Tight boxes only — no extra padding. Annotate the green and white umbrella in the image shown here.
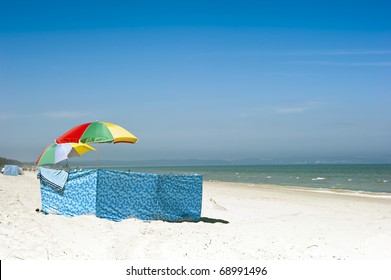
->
[36,142,95,166]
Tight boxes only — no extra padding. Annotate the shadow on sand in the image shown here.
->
[199,217,229,224]
[169,217,229,224]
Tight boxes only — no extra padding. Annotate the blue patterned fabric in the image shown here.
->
[156,174,203,221]
[40,170,97,216]
[39,169,203,222]
[96,170,160,221]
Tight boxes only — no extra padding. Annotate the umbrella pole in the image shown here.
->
[96,144,99,168]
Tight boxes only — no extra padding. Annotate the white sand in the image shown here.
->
[1,171,391,260]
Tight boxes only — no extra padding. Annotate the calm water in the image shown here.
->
[105,164,391,194]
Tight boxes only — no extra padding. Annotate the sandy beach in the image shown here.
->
[1,171,391,260]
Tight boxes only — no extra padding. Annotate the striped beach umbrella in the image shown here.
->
[36,143,95,166]
[56,121,138,144]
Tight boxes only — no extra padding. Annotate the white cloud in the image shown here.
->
[284,61,391,66]
[1,111,92,121]
[275,49,391,67]
[214,49,391,58]
[276,102,322,114]
[279,50,391,56]
[42,111,91,119]
[238,102,323,117]
[0,113,19,120]
[276,107,309,114]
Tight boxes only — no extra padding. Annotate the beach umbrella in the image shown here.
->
[36,143,95,166]
[55,121,138,166]
[56,121,138,144]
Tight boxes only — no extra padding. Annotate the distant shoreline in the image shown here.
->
[29,164,391,195]
[205,180,391,199]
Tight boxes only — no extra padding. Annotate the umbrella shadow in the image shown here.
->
[167,217,229,224]
[199,217,229,224]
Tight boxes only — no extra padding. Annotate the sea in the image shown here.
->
[104,164,391,194]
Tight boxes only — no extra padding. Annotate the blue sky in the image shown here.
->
[1,0,390,163]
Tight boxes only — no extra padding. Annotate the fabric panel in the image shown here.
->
[39,169,202,222]
[96,170,160,221]
[40,170,97,216]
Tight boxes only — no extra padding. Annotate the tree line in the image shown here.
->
[0,156,24,167]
